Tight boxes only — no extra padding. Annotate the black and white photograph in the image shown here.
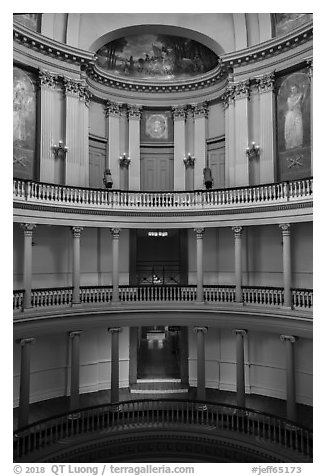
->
[11,7,314,469]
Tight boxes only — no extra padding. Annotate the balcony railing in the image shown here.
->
[13,177,313,212]
[13,399,313,462]
[13,285,313,311]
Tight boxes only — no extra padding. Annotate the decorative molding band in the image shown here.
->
[221,21,313,69]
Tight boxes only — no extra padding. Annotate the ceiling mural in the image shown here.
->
[273,13,312,36]
[95,34,219,81]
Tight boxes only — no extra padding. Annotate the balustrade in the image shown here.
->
[13,285,312,310]
[13,399,312,462]
[13,178,312,211]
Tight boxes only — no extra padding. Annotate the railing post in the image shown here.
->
[280,335,297,422]
[17,337,35,428]
[21,224,37,310]
[71,227,83,305]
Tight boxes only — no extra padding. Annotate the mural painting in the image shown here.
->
[276,70,311,181]
[14,13,41,32]
[141,111,173,143]
[13,67,37,180]
[273,13,312,36]
[95,34,219,81]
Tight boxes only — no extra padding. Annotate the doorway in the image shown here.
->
[140,146,174,191]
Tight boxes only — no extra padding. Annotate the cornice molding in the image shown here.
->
[221,21,313,70]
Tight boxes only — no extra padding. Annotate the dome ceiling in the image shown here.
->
[95,33,219,81]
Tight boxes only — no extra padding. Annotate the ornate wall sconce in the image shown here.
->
[246,141,260,160]
[183,153,195,168]
[119,153,131,169]
[52,140,68,160]
[103,169,113,189]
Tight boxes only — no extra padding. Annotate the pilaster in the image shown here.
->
[194,228,205,303]
[111,228,120,303]
[21,223,36,310]
[193,327,207,401]
[71,226,83,305]
[192,102,208,189]
[280,335,297,421]
[18,337,35,428]
[105,101,122,189]
[128,105,142,190]
[279,224,292,308]
[233,80,250,186]
[232,225,243,303]
[172,105,187,190]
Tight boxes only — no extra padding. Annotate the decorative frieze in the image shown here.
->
[192,102,209,119]
[105,101,121,118]
[128,105,142,120]
[172,105,187,121]
[38,70,59,89]
[256,72,275,93]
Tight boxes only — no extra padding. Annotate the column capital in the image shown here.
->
[105,100,121,118]
[111,228,121,239]
[63,77,81,96]
[194,228,205,238]
[306,59,313,79]
[193,326,208,334]
[192,102,209,119]
[232,225,243,237]
[256,72,275,93]
[128,105,142,120]
[20,223,36,236]
[233,79,250,100]
[222,85,236,109]
[69,331,83,338]
[108,327,122,334]
[79,84,91,107]
[172,105,187,121]
[232,329,247,337]
[280,335,297,344]
[38,70,59,89]
[17,337,36,346]
[71,226,83,238]
[279,223,291,235]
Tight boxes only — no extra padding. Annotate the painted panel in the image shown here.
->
[141,111,173,143]
[273,13,312,36]
[13,67,37,180]
[14,13,41,32]
[95,34,219,81]
[276,69,311,181]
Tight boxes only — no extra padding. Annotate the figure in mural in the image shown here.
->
[284,84,305,150]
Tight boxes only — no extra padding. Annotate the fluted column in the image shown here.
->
[172,105,187,190]
[234,80,250,186]
[39,70,59,183]
[307,60,313,173]
[69,331,82,413]
[193,103,208,189]
[128,105,142,190]
[232,226,243,302]
[279,224,292,308]
[194,228,205,302]
[64,78,90,187]
[108,328,121,404]
[222,83,235,187]
[193,327,207,401]
[257,72,275,183]
[119,107,129,190]
[21,224,36,310]
[105,101,121,189]
[111,228,120,303]
[232,329,247,408]
[71,227,83,305]
[17,337,35,428]
[280,335,297,421]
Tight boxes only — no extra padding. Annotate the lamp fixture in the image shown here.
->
[103,169,113,189]
[119,153,131,169]
[246,141,260,160]
[52,140,68,160]
[183,153,195,168]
